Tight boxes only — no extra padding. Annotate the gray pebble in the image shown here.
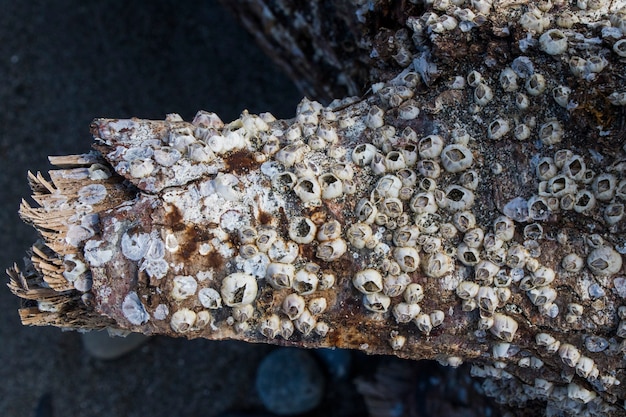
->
[256,348,325,415]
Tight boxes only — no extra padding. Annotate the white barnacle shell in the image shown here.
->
[538,120,563,146]
[473,83,493,106]
[430,310,445,327]
[421,252,453,278]
[418,135,444,159]
[373,175,403,199]
[539,29,568,55]
[308,297,327,315]
[293,269,319,295]
[457,243,480,266]
[232,304,254,323]
[355,199,378,224]
[552,85,571,108]
[592,173,617,201]
[363,292,391,313]
[475,260,500,284]
[198,288,222,309]
[347,222,374,249]
[414,313,433,335]
[416,159,441,179]
[394,247,420,272]
[567,383,596,404]
[294,177,322,205]
[318,173,343,200]
[352,144,378,166]
[467,70,482,87]
[220,272,258,306]
[193,310,212,330]
[487,118,510,140]
[536,157,557,181]
[614,39,626,58]
[271,172,297,192]
[441,144,473,173]
[266,262,296,290]
[525,73,546,96]
[393,302,421,323]
[409,192,438,214]
[605,203,625,225]
[214,173,241,201]
[531,266,555,286]
[282,293,306,320]
[316,220,341,242]
[121,232,150,261]
[442,185,474,211]
[256,228,278,252]
[587,246,623,276]
[456,281,479,300]
[398,100,420,120]
[171,275,198,301]
[353,269,383,294]
[527,286,557,306]
[559,343,581,367]
[122,291,149,325]
[129,158,154,178]
[383,273,411,297]
[404,283,424,304]
[490,313,518,342]
[477,286,498,313]
[365,105,385,129]
[499,67,519,92]
[170,308,196,333]
[463,228,484,248]
[288,216,317,244]
[260,314,281,339]
[562,253,584,272]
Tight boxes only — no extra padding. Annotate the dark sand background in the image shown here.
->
[0,1,341,416]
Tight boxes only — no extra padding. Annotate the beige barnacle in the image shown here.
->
[593,173,617,201]
[567,383,596,404]
[499,67,519,92]
[559,344,581,368]
[193,310,212,330]
[294,177,322,205]
[198,288,222,309]
[562,253,584,272]
[362,293,392,313]
[404,283,424,304]
[456,281,479,300]
[530,266,555,287]
[221,273,258,307]
[477,286,498,314]
[487,118,510,140]
[495,288,511,306]
[475,260,500,285]
[587,246,623,276]
[318,173,343,200]
[479,316,494,330]
[316,239,347,262]
[409,192,438,215]
[457,243,480,266]
[351,144,378,166]
[421,252,453,278]
[293,309,316,336]
[271,172,297,193]
[430,310,445,328]
[292,269,319,295]
[527,286,557,307]
[525,73,547,96]
[473,83,493,106]
[170,308,197,333]
[353,269,383,294]
[416,160,441,180]
[171,275,198,301]
[347,222,374,249]
[374,175,403,200]
[279,319,294,340]
[232,304,254,323]
[308,297,327,315]
[393,247,420,273]
[418,135,444,159]
[260,314,281,339]
[463,228,484,249]
[414,313,433,335]
[420,236,442,254]
[490,313,518,342]
[266,263,296,290]
[393,302,421,323]
[256,228,278,253]
[365,105,385,129]
[389,332,407,351]
[288,217,317,245]
[355,199,378,224]
[604,203,625,225]
[383,273,411,297]
[440,144,473,173]
[282,293,306,320]
[538,120,563,146]
[539,29,568,55]
[392,225,420,247]
[398,100,420,120]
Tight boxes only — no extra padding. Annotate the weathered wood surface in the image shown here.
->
[7,1,626,415]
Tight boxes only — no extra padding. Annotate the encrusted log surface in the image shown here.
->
[7,0,626,416]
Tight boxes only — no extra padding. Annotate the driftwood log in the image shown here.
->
[7,1,626,416]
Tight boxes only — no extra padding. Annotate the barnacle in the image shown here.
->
[8,2,626,415]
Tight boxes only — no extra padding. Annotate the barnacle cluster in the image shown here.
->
[7,0,626,415]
